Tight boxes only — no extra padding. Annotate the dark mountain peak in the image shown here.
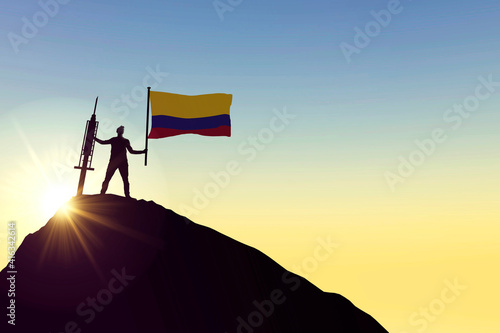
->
[2,195,387,332]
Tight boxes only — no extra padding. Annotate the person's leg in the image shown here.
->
[118,163,130,197]
[101,162,118,194]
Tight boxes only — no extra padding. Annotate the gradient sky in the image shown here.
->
[1,1,500,332]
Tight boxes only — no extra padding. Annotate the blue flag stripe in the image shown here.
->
[151,114,231,131]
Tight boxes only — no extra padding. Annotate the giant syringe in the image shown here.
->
[74,97,99,196]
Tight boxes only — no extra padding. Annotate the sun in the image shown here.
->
[41,185,75,219]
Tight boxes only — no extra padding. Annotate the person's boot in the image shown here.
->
[100,182,108,195]
[124,181,131,198]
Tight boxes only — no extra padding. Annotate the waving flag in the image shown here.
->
[148,91,232,138]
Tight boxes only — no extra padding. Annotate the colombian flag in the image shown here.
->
[148,91,232,138]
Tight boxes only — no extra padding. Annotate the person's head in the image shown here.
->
[116,126,124,135]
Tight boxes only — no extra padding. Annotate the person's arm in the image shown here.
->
[126,141,147,154]
[95,137,111,144]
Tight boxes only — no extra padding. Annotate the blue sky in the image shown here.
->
[1,0,500,230]
[1,0,500,209]
[2,0,500,120]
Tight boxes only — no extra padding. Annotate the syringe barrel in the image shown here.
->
[83,117,97,156]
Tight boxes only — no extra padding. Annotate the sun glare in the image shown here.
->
[41,185,74,219]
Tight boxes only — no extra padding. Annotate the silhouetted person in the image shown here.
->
[95,126,146,198]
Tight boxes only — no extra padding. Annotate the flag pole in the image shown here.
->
[145,86,151,166]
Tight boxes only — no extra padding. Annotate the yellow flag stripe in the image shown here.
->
[150,91,232,119]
